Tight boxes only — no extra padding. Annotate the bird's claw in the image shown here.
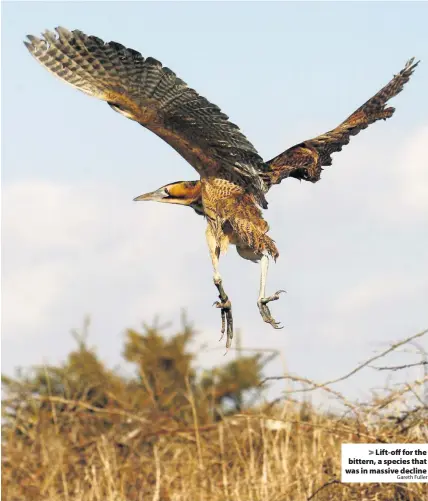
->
[257,290,286,329]
[214,299,233,348]
[214,300,231,310]
[213,279,234,349]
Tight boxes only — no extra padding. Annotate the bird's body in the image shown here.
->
[202,178,278,258]
[25,27,419,347]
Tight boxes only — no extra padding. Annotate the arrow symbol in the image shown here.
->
[369,450,374,455]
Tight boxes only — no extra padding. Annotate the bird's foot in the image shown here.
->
[213,278,233,349]
[257,290,286,329]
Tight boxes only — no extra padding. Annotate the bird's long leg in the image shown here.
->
[206,226,233,348]
[257,254,285,329]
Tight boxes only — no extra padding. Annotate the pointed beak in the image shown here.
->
[133,189,163,202]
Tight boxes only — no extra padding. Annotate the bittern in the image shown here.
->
[25,27,418,348]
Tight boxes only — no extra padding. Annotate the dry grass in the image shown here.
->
[2,330,427,501]
[3,400,427,501]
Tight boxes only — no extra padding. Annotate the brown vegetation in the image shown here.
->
[2,318,427,501]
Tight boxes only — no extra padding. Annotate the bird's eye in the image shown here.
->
[164,187,170,196]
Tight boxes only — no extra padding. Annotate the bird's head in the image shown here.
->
[133,180,204,216]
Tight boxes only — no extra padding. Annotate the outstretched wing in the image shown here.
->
[265,58,419,187]
[24,27,268,208]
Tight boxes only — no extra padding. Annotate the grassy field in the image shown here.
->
[2,325,427,501]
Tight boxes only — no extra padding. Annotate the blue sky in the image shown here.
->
[2,1,428,405]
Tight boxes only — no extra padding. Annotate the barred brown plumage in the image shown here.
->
[25,27,419,349]
[24,27,268,208]
[266,58,419,186]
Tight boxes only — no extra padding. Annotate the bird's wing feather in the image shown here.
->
[265,58,419,187]
[25,28,268,208]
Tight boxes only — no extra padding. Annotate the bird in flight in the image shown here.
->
[25,27,418,348]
